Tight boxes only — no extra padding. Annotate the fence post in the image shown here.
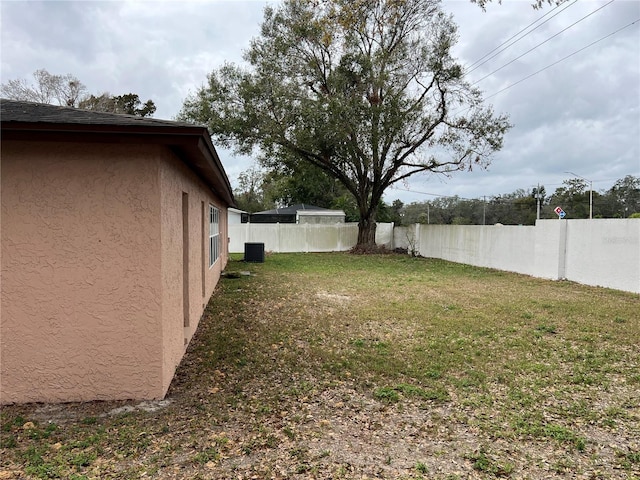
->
[276,223,281,253]
[557,219,568,280]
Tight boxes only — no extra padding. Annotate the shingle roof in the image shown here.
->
[1,99,235,207]
[0,99,195,128]
[254,204,331,215]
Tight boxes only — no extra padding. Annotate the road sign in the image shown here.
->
[554,206,566,218]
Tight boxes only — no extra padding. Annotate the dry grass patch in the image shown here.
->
[1,253,639,479]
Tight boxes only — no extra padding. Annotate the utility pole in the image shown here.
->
[536,183,541,220]
[482,196,486,225]
[565,171,593,219]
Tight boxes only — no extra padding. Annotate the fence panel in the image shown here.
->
[415,219,639,293]
[564,219,639,293]
[229,223,358,253]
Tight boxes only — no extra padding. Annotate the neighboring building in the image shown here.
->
[250,204,345,224]
[228,207,249,225]
[0,100,235,404]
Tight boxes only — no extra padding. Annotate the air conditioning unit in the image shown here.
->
[244,242,265,263]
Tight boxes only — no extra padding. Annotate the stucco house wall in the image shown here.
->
[158,152,229,392]
[1,141,164,402]
[0,99,234,404]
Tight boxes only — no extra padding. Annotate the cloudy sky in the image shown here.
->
[2,0,639,204]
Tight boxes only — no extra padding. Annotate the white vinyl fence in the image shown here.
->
[229,222,394,254]
[229,219,639,294]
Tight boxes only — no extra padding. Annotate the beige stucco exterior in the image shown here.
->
[1,138,228,403]
[158,149,228,392]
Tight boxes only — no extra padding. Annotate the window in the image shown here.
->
[209,205,219,267]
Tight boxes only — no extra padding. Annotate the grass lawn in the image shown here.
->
[1,252,639,479]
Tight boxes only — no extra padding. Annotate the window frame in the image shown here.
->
[209,204,220,268]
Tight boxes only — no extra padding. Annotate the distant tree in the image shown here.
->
[531,185,547,219]
[532,185,547,203]
[400,187,545,226]
[261,152,350,209]
[77,93,116,112]
[233,167,275,213]
[607,175,640,218]
[2,69,156,117]
[397,178,637,224]
[114,93,156,117]
[486,195,508,224]
[402,201,431,224]
[79,93,156,117]
[1,69,86,106]
[549,178,592,219]
[513,193,537,224]
[374,200,395,223]
[331,194,360,222]
[429,196,464,224]
[485,189,537,225]
[389,199,405,225]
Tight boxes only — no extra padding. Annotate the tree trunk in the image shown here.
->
[356,213,377,248]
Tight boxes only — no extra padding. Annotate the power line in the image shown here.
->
[391,186,476,200]
[393,187,535,203]
[471,0,616,86]
[484,17,640,101]
[391,174,635,202]
[465,0,578,75]
[391,187,542,203]
[449,5,637,117]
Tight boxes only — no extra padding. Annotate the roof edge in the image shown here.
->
[1,99,236,207]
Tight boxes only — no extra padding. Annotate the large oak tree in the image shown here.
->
[180,0,511,247]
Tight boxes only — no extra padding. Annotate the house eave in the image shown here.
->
[1,121,236,207]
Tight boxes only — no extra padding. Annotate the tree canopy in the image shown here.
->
[79,93,156,117]
[179,0,511,248]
